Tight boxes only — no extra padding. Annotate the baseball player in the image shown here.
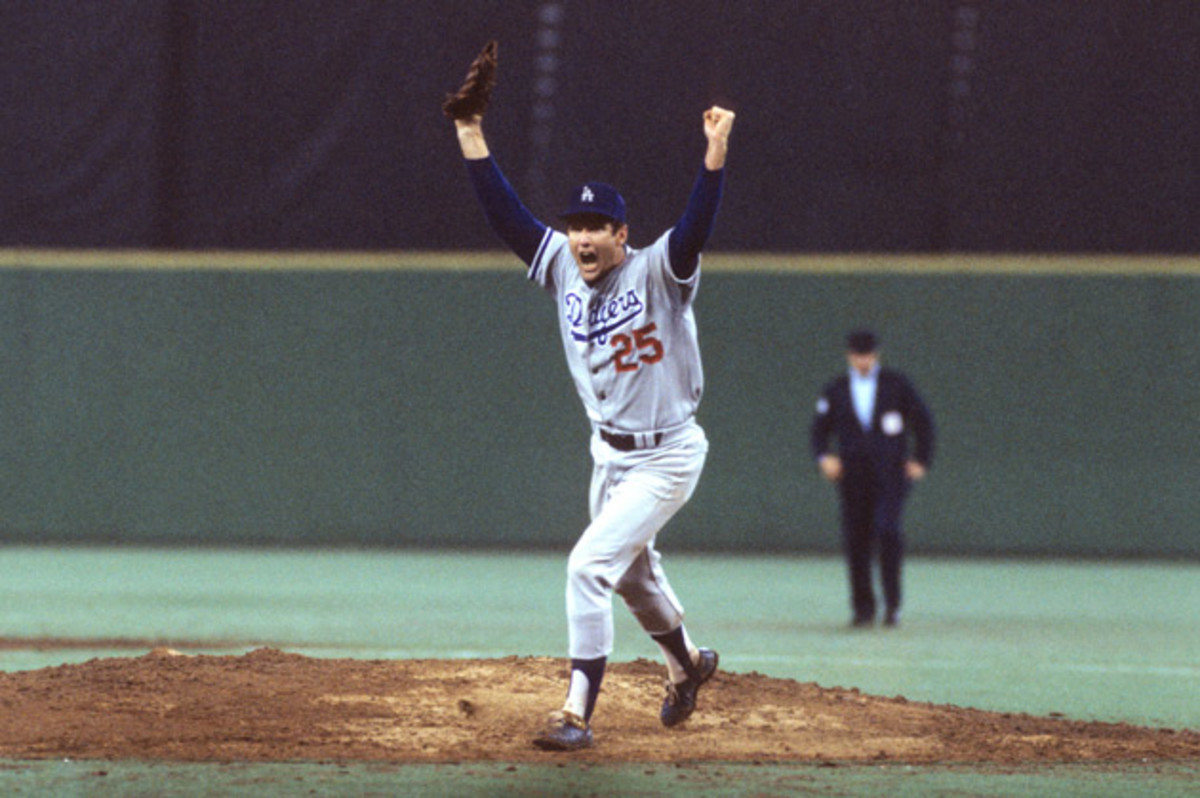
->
[444,43,735,751]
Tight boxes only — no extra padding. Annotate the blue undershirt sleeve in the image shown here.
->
[464,156,547,266]
[667,167,725,280]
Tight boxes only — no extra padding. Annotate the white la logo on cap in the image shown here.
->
[581,186,594,202]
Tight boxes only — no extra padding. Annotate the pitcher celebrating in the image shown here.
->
[444,43,735,751]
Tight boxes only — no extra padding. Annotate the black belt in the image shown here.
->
[600,429,663,452]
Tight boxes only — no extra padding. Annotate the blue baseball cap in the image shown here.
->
[559,182,626,225]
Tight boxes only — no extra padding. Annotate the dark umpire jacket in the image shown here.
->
[810,367,935,483]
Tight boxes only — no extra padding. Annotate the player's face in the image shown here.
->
[566,216,628,285]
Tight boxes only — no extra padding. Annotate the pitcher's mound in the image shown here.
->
[1,647,1197,763]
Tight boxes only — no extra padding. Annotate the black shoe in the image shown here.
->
[851,615,874,628]
[883,609,900,628]
[532,710,593,751]
[661,648,719,727]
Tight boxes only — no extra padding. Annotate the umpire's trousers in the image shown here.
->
[839,470,909,622]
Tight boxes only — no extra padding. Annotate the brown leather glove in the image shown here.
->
[442,40,498,120]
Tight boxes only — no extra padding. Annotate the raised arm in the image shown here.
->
[702,105,734,171]
[445,45,546,265]
[455,117,490,160]
[455,120,546,265]
[668,106,736,279]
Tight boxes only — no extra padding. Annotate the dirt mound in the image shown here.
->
[0,647,1196,764]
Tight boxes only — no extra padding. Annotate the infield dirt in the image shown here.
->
[1,647,1197,764]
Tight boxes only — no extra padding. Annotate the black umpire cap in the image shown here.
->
[846,329,879,354]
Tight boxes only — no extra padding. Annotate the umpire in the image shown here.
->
[810,329,935,628]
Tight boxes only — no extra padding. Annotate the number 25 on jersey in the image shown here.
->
[612,323,663,373]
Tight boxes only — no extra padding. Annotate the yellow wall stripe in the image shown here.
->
[1,249,1197,276]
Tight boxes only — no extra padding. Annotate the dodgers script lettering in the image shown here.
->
[565,289,645,344]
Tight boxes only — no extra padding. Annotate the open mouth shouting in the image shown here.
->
[565,215,627,284]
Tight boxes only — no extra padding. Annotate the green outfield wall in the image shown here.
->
[0,252,1196,558]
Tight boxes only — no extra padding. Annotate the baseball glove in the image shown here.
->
[442,40,498,120]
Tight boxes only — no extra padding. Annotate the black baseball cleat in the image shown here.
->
[660,648,719,727]
[532,710,594,751]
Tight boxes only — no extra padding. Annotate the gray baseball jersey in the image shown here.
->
[529,228,703,436]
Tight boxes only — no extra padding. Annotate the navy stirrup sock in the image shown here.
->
[570,656,607,721]
[651,627,699,682]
